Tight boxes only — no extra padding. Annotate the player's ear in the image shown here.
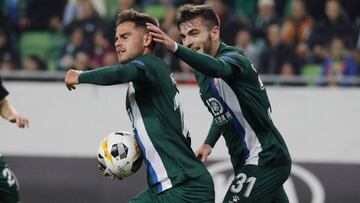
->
[211,26,220,41]
[144,33,152,47]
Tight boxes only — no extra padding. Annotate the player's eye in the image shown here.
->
[119,34,130,40]
[189,30,199,36]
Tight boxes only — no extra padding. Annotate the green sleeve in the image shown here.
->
[0,78,9,101]
[204,119,222,147]
[174,44,234,78]
[78,63,145,85]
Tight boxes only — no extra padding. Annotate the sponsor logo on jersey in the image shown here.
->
[206,97,233,125]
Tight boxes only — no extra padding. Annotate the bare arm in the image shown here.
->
[0,98,29,128]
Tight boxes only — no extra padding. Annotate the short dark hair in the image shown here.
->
[176,4,219,30]
[116,9,159,30]
[116,9,159,49]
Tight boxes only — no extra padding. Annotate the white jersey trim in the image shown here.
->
[127,83,172,192]
[215,78,263,165]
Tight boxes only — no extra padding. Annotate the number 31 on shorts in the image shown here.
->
[2,168,16,187]
[230,173,256,198]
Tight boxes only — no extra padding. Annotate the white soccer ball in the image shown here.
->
[98,131,143,179]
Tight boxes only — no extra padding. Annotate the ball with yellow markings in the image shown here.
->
[98,131,143,179]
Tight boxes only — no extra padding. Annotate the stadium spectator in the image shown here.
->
[142,0,191,7]
[160,7,177,31]
[0,0,18,33]
[63,0,106,26]
[260,24,296,75]
[0,0,359,79]
[309,0,353,52]
[320,37,358,86]
[0,29,20,70]
[252,0,281,44]
[104,0,139,46]
[234,0,258,19]
[281,0,313,46]
[17,0,67,31]
[235,29,260,69]
[74,51,92,70]
[281,0,313,72]
[102,52,117,66]
[90,30,114,67]
[57,27,89,70]
[208,0,249,45]
[23,54,47,71]
[64,0,105,50]
[0,54,16,71]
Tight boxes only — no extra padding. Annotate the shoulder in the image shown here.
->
[218,45,252,69]
[131,55,163,66]
[130,55,169,79]
[130,55,167,70]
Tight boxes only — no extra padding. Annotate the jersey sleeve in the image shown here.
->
[79,63,146,85]
[0,78,9,101]
[218,52,246,72]
[204,119,222,147]
[174,44,234,78]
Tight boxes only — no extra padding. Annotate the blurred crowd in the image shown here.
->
[1,0,360,84]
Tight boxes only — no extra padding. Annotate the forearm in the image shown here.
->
[174,44,233,77]
[204,119,222,147]
[0,99,17,120]
[79,64,144,85]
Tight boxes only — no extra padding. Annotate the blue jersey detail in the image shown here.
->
[133,128,162,192]
[219,55,237,64]
[209,79,250,162]
[131,60,145,67]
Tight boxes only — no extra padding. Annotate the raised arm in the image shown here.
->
[174,44,233,78]
[146,23,234,78]
[65,63,145,90]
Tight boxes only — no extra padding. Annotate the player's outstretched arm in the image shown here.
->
[146,23,233,78]
[196,119,221,162]
[64,64,145,90]
[0,98,29,128]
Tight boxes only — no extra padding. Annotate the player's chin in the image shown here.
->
[118,56,130,64]
[196,49,204,53]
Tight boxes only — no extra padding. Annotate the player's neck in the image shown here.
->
[210,41,221,57]
[143,47,153,55]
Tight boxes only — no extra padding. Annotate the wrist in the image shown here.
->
[172,42,178,53]
[78,71,83,83]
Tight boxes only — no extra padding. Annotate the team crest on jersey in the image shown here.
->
[206,98,223,116]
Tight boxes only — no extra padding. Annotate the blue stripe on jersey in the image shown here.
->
[219,55,237,64]
[131,60,145,67]
[133,128,160,190]
[209,79,250,162]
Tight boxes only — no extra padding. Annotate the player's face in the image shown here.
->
[179,17,214,55]
[114,22,147,64]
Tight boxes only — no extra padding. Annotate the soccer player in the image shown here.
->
[64,9,215,203]
[147,4,292,203]
[0,75,29,203]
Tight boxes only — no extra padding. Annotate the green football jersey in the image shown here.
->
[0,76,9,168]
[0,76,9,101]
[195,43,291,170]
[125,55,208,193]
